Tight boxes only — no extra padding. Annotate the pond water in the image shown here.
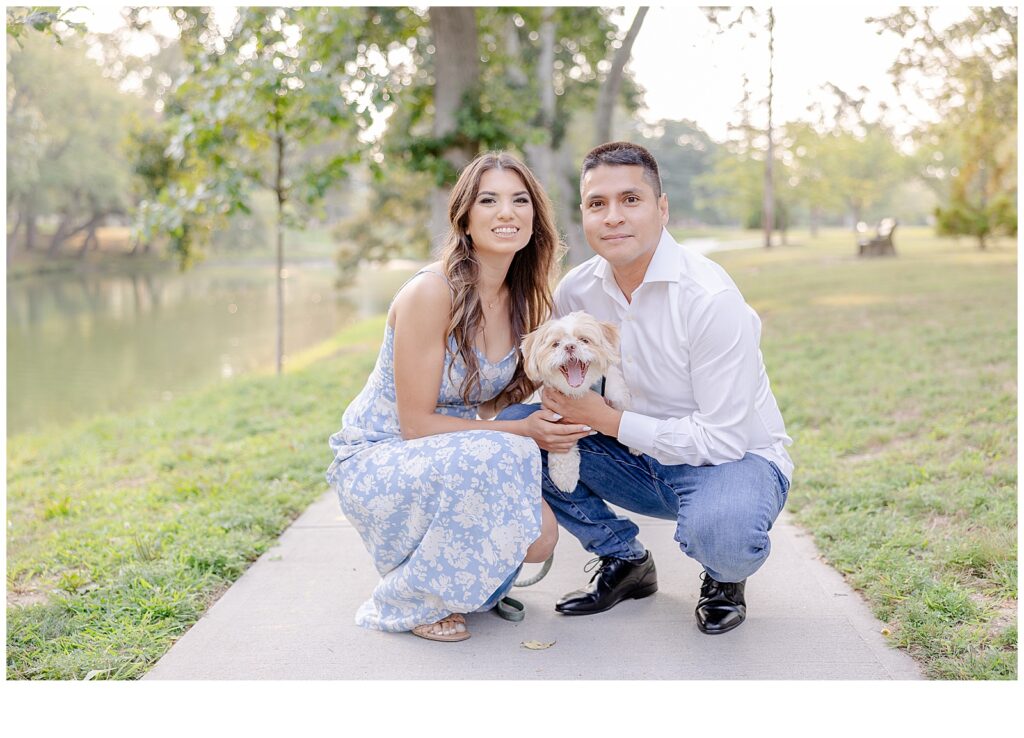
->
[6,259,419,435]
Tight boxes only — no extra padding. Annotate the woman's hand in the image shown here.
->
[519,409,592,453]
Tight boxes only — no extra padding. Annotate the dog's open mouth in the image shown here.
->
[559,357,589,389]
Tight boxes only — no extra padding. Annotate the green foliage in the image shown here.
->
[871,8,1017,247]
[701,81,908,229]
[395,88,530,187]
[697,148,764,227]
[379,7,625,180]
[5,6,84,46]
[695,76,773,228]
[634,119,723,224]
[6,32,140,250]
[935,193,1018,246]
[332,166,434,277]
[148,7,382,265]
[338,6,639,274]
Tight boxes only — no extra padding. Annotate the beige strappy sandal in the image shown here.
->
[411,613,470,642]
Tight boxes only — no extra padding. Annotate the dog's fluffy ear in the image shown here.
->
[520,326,546,382]
[599,320,620,353]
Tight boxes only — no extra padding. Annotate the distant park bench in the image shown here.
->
[857,218,897,257]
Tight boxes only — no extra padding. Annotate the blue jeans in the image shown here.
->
[497,404,790,583]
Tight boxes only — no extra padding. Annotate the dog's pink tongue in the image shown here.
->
[566,358,585,388]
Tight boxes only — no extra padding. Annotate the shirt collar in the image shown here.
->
[642,228,683,283]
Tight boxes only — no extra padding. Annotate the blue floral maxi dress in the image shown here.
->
[326,274,542,632]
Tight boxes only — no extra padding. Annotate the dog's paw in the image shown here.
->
[549,468,577,493]
[548,449,581,493]
[628,447,643,456]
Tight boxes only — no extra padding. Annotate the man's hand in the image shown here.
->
[541,387,623,438]
[519,408,592,453]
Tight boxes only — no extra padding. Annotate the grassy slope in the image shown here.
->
[711,228,1017,679]
[6,317,384,679]
[6,227,1017,679]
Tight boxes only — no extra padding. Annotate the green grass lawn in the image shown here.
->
[5,317,385,679]
[713,226,1017,679]
[6,226,1016,679]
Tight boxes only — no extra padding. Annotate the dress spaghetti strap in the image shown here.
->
[389,269,454,310]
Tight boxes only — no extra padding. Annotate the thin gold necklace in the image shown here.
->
[481,290,504,311]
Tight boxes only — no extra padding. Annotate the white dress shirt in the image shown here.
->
[554,228,794,482]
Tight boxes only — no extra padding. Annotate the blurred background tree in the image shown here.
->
[636,118,723,226]
[152,6,385,372]
[871,7,1017,248]
[6,33,139,256]
[6,5,1016,276]
[335,6,648,269]
[5,5,83,45]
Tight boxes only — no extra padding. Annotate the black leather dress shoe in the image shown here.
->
[694,571,746,635]
[555,552,658,616]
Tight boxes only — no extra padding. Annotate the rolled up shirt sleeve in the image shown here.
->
[616,289,760,467]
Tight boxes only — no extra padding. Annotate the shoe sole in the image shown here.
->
[555,581,659,616]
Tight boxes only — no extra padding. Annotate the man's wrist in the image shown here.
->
[596,406,623,437]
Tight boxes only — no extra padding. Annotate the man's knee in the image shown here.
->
[677,505,769,557]
[496,402,540,422]
[674,462,779,580]
[683,531,770,582]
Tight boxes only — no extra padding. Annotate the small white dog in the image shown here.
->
[520,311,635,493]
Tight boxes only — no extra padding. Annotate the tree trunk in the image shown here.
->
[594,7,648,145]
[76,215,104,258]
[24,207,37,251]
[77,229,91,258]
[428,6,480,253]
[558,145,590,266]
[48,213,73,255]
[524,8,556,189]
[274,118,286,376]
[524,7,558,238]
[503,16,528,88]
[8,208,22,244]
[762,8,775,249]
[520,10,587,266]
[7,208,22,265]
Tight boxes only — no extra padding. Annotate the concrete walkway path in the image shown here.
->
[146,492,922,680]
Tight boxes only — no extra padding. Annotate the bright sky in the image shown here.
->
[77,4,962,143]
[625,4,956,142]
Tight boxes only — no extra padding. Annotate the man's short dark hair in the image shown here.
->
[581,141,663,198]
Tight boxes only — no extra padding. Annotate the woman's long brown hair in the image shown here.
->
[441,152,562,409]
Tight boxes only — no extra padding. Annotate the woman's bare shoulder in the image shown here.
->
[390,264,451,327]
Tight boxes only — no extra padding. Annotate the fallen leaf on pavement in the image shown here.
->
[521,640,555,650]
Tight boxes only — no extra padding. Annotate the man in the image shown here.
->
[500,141,793,634]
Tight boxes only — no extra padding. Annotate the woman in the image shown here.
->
[326,152,591,642]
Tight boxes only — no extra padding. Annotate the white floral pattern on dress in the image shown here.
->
[326,277,541,632]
